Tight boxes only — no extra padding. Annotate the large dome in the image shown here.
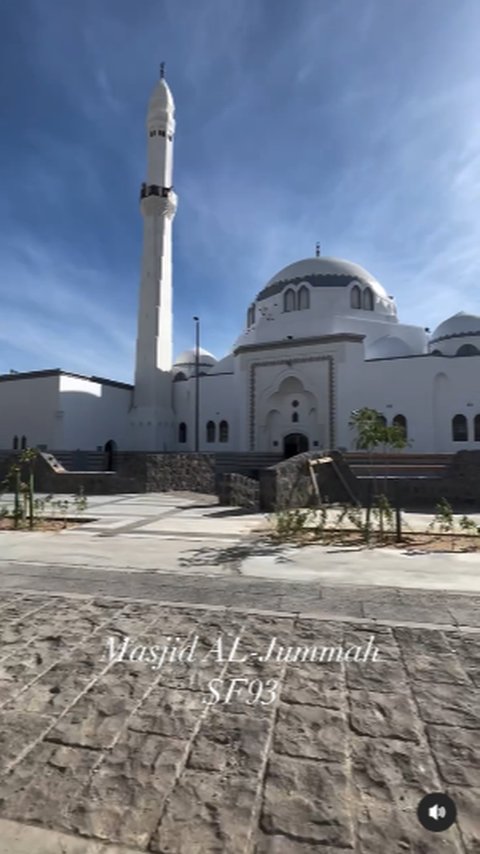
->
[256,256,388,301]
[431,311,480,343]
[173,347,217,367]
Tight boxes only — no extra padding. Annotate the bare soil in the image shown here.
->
[0,518,84,532]
[272,529,480,552]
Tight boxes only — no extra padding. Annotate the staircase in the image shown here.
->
[51,451,107,472]
[344,452,453,479]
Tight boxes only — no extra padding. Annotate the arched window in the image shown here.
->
[298,286,310,310]
[206,420,215,443]
[173,371,187,381]
[475,414,480,442]
[283,288,296,312]
[292,412,299,423]
[393,413,408,438]
[456,344,479,356]
[363,287,374,311]
[250,304,255,325]
[431,349,443,356]
[452,414,468,442]
[178,422,187,443]
[13,435,18,450]
[21,435,27,450]
[219,420,229,442]
[351,284,361,309]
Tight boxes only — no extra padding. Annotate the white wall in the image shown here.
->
[337,353,480,452]
[58,376,132,450]
[172,372,236,451]
[0,375,60,450]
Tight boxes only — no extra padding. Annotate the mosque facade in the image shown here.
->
[2,73,480,458]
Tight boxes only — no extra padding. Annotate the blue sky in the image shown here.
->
[2,0,480,382]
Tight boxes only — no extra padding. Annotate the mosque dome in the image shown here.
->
[366,335,413,359]
[256,256,388,301]
[173,347,217,367]
[430,312,480,344]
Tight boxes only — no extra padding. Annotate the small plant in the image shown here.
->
[372,494,394,540]
[52,499,70,528]
[313,502,328,539]
[428,498,456,548]
[270,507,315,540]
[428,498,454,534]
[72,488,88,515]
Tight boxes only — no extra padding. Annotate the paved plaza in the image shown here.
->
[0,493,478,853]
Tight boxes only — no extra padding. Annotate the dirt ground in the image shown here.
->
[273,528,480,552]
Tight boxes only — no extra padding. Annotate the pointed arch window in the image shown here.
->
[298,286,310,310]
[292,412,299,423]
[206,420,216,443]
[350,284,361,309]
[13,435,18,450]
[178,422,187,443]
[363,287,374,311]
[283,288,296,312]
[378,414,387,427]
[475,414,480,442]
[452,414,468,442]
[393,414,407,438]
[219,420,229,442]
[21,435,27,450]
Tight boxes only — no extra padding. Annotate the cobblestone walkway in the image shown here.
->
[0,591,478,852]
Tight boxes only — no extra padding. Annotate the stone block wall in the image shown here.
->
[115,453,217,493]
[217,473,260,510]
[0,451,218,496]
[259,450,358,512]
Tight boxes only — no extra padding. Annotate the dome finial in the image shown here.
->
[315,241,321,258]
[160,61,165,79]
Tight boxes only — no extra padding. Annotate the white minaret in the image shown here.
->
[132,65,177,450]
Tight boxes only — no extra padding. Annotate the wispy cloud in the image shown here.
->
[2,0,480,374]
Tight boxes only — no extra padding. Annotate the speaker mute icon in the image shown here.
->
[418,793,456,832]
[428,804,446,821]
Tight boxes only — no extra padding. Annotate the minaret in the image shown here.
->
[133,66,177,449]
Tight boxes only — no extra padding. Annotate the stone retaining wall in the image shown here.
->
[115,452,217,493]
[217,473,260,510]
[0,452,217,496]
[259,450,358,512]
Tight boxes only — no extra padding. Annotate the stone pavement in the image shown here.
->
[0,492,479,852]
[0,588,478,853]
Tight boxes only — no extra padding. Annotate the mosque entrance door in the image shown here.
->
[283,433,309,459]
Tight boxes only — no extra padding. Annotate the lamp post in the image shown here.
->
[193,316,200,452]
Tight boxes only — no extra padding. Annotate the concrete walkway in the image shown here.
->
[1,493,480,593]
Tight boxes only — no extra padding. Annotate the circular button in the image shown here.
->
[417,793,456,832]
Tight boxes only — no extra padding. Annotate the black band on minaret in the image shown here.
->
[160,62,165,79]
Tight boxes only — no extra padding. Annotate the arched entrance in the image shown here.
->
[283,433,309,459]
[104,439,117,471]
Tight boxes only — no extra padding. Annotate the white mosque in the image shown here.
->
[2,71,480,458]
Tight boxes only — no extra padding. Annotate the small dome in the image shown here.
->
[367,335,413,359]
[173,347,217,366]
[257,256,388,301]
[430,311,480,343]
